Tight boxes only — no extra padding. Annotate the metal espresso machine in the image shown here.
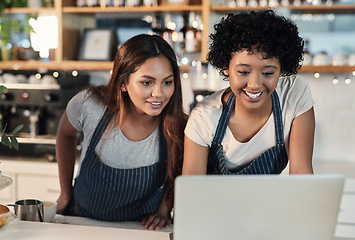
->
[0,70,89,161]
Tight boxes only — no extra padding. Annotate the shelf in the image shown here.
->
[0,61,59,70]
[300,65,355,73]
[62,5,203,13]
[210,5,355,14]
[61,61,114,70]
[289,5,355,14]
[2,7,56,14]
[1,60,355,73]
[211,5,271,11]
[0,60,112,71]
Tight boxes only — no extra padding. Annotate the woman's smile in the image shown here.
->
[147,100,164,109]
[244,90,263,101]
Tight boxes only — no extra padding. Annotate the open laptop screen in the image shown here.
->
[173,175,344,240]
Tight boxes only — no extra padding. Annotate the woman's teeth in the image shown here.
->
[245,91,262,99]
[150,102,162,106]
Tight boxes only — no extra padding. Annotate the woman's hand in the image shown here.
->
[56,193,71,214]
[142,188,172,230]
[141,213,171,230]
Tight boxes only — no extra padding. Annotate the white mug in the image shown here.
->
[42,75,57,85]
[29,75,41,84]
[332,53,347,66]
[348,54,355,66]
[43,201,57,223]
[313,52,330,66]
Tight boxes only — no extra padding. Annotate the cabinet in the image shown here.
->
[0,159,78,204]
[1,1,355,73]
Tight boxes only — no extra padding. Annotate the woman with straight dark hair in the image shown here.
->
[56,34,187,230]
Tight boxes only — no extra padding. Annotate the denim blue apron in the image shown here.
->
[69,108,167,221]
[207,91,288,174]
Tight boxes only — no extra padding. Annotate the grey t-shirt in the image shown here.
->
[66,90,160,175]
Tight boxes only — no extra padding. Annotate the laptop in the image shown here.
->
[173,174,345,240]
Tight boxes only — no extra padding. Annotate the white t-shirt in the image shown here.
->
[66,90,160,174]
[185,75,314,170]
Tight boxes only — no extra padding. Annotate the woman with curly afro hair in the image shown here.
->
[183,10,315,175]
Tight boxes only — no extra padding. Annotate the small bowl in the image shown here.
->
[0,211,10,228]
[313,52,330,66]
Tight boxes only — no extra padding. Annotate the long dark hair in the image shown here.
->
[89,34,187,208]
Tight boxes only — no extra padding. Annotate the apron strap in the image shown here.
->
[271,91,284,145]
[212,93,236,144]
[87,107,114,151]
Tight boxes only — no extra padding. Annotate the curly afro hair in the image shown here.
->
[207,10,304,78]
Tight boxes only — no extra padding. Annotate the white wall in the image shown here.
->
[302,73,355,162]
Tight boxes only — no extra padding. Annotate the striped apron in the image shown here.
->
[68,108,167,221]
[207,91,288,174]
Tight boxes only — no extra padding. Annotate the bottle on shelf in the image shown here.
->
[99,0,113,7]
[184,12,201,53]
[42,0,54,7]
[302,39,313,65]
[161,14,184,60]
[162,13,175,47]
[150,15,162,36]
[173,15,184,61]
